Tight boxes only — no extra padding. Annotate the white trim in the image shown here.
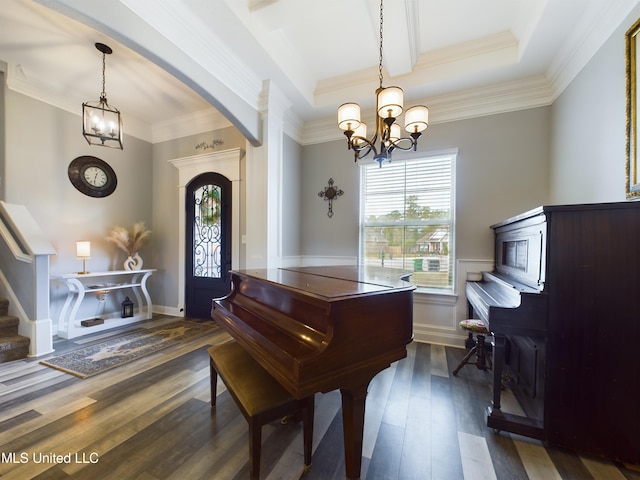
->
[169,148,244,314]
[0,268,54,357]
[152,304,183,317]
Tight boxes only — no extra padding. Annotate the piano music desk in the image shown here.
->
[208,340,314,480]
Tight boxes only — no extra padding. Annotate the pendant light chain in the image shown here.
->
[378,0,384,89]
[101,51,107,100]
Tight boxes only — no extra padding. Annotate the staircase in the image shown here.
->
[0,298,30,363]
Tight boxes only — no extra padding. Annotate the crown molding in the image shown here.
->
[301,75,554,146]
[8,0,633,147]
[314,31,518,110]
[6,64,153,142]
[546,0,639,100]
[151,108,232,144]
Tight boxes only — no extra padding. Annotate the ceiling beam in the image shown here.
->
[381,0,419,78]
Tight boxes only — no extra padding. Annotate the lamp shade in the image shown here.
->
[404,105,429,133]
[338,103,361,131]
[389,124,401,143]
[352,122,367,146]
[76,241,91,259]
[377,86,403,119]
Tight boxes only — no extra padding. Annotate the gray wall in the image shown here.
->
[301,107,552,264]
[549,5,639,204]
[282,134,302,257]
[150,127,246,310]
[4,89,153,322]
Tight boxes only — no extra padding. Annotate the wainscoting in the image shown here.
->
[0,315,636,479]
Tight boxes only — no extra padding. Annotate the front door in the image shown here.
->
[185,172,232,319]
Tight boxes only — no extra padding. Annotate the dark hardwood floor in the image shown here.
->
[0,315,638,480]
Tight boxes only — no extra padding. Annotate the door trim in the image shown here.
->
[170,148,243,316]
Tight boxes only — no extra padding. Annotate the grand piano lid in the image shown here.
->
[230,266,415,301]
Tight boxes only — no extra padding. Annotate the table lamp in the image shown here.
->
[76,241,91,274]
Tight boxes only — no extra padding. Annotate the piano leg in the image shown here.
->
[485,333,546,439]
[490,333,505,413]
[486,333,507,433]
[340,385,368,480]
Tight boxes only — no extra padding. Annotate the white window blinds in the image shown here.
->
[360,153,456,290]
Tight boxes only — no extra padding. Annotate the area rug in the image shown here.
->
[40,320,218,378]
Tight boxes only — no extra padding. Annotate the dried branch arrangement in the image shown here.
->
[106,222,151,256]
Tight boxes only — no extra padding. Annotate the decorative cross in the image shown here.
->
[318,178,344,218]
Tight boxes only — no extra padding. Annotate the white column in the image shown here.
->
[245,80,291,269]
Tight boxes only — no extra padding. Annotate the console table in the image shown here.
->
[53,269,155,339]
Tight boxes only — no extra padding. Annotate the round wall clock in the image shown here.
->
[68,156,117,198]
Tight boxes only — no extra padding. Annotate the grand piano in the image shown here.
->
[211,265,415,479]
[467,202,640,465]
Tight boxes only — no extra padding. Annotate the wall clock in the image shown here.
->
[68,156,117,198]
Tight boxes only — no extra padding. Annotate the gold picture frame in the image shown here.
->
[626,18,640,199]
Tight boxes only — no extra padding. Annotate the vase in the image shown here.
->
[124,252,143,271]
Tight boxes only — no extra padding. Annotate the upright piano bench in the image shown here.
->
[208,340,314,480]
[453,319,492,375]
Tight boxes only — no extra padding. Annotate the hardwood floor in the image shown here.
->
[0,315,638,480]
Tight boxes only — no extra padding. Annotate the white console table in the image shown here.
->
[53,269,156,339]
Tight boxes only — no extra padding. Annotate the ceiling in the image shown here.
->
[0,0,636,144]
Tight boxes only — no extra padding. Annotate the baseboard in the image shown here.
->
[152,305,183,317]
[413,325,466,348]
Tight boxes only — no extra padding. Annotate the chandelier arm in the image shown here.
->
[350,136,377,156]
[387,134,423,152]
[350,132,385,162]
[354,144,374,162]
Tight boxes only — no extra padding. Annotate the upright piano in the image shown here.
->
[211,265,415,479]
[467,202,640,465]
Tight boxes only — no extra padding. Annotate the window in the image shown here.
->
[360,151,456,291]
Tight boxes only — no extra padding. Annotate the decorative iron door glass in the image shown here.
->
[194,184,222,278]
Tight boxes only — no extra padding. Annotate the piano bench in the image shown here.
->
[453,319,492,375]
[208,340,314,480]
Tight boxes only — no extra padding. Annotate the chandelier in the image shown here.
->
[82,43,123,150]
[337,0,428,167]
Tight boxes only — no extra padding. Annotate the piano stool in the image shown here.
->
[453,319,492,375]
[208,340,314,480]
